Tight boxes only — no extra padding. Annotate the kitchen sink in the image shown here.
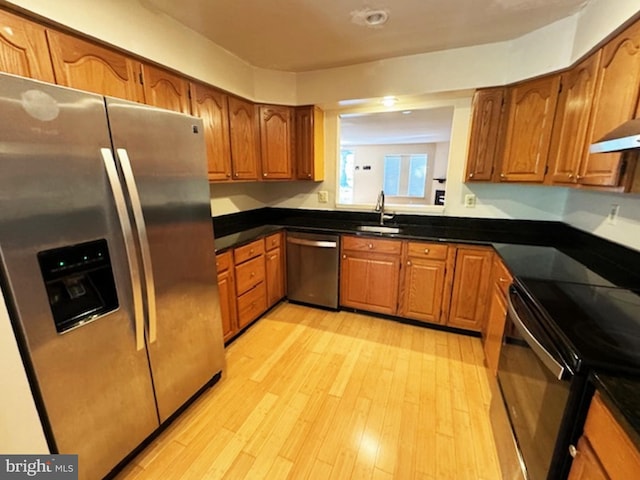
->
[356,225,402,234]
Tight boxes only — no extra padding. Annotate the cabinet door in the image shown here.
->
[217,269,237,343]
[295,105,324,181]
[141,64,190,114]
[399,257,446,324]
[340,252,399,315]
[0,10,55,82]
[500,75,560,182]
[448,247,493,331]
[190,82,232,181]
[483,283,508,376]
[46,30,143,102]
[228,96,260,180]
[547,52,601,185]
[265,246,284,307]
[259,105,292,179]
[581,21,640,187]
[567,437,608,480]
[465,87,505,182]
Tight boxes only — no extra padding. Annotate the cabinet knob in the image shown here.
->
[250,272,255,277]
[500,173,506,179]
[576,175,582,180]
[499,277,509,283]
[342,254,347,259]
[407,260,412,266]
[568,444,578,458]
[568,174,574,179]
[424,248,430,254]
[250,249,254,254]
[227,173,231,178]
[234,172,238,177]
[368,243,373,249]
[263,173,267,177]
[469,173,474,178]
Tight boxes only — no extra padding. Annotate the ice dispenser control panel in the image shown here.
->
[38,239,119,333]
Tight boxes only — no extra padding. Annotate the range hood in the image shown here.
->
[590,118,640,153]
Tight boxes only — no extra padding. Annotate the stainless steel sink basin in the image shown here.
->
[356,225,402,234]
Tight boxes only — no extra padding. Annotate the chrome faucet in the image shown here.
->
[374,190,394,225]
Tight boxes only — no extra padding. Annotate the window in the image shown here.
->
[383,154,427,197]
[339,149,355,204]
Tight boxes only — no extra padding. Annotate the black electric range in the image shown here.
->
[494,243,640,375]
[492,244,640,480]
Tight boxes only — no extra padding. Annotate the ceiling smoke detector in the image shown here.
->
[351,8,390,28]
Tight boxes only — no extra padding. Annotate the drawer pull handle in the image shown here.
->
[250,249,254,254]
[368,243,373,249]
[424,248,430,254]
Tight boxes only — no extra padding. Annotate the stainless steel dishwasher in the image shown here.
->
[286,231,339,309]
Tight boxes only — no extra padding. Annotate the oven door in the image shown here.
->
[494,285,573,480]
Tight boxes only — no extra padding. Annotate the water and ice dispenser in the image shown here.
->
[38,239,119,333]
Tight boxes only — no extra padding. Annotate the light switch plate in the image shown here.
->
[464,194,476,208]
[318,190,329,203]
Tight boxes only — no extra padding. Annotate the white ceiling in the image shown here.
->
[340,107,454,145]
[146,0,588,72]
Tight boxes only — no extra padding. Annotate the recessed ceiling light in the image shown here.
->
[350,8,390,28]
[381,96,397,107]
[402,110,412,115]
[365,10,389,26]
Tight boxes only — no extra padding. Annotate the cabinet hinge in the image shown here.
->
[139,72,144,85]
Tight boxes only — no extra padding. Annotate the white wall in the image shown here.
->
[564,189,640,252]
[0,290,49,454]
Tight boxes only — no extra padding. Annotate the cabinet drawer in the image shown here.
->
[342,235,402,254]
[215,250,233,273]
[235,254,265,295]
[234,239,265,264]
[407,242,448,260]
[584,393,640,480]
[265,232,282,251]
[237,282,267,329]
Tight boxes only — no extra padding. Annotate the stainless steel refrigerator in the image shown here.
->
[0,72,225,479]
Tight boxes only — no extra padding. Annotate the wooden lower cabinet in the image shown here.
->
[340,236,401,315]
[398,241,450,323]
[265,232,285,308]
[447,246,493,331]
[215,251,237,343]
[482,256,512,375]
[569,393,640,479]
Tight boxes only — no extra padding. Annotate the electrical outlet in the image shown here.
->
[607,204,620,225]
[464,194,476,208]
[318,190,329,203]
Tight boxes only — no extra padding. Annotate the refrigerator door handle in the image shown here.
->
[101,148,146,351]
[115,148,157,344]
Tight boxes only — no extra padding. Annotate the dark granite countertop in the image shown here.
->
[212,207,640,444]
[590,372,640,451]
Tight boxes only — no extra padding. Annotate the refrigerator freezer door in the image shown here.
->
[105,98,225,422]
[0,74,159,479]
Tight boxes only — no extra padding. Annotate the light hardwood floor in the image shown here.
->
[115,302,502,479]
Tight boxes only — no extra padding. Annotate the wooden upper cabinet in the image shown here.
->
[546,52,602,185]
[190,82,232,181]
[465,87,506,182]
[228,96,260,180]
[294,105,325,181]
[259,105,292,180]
[447,246,493,332]
[141,64,190,114]
[581,20,640,187]
[46,30,143,102]
[0,10,55,82]
[500,75,561,182]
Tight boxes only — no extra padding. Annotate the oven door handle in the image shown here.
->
[507,291,566,380]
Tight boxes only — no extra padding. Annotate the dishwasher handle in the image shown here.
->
[287,237,337,248]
